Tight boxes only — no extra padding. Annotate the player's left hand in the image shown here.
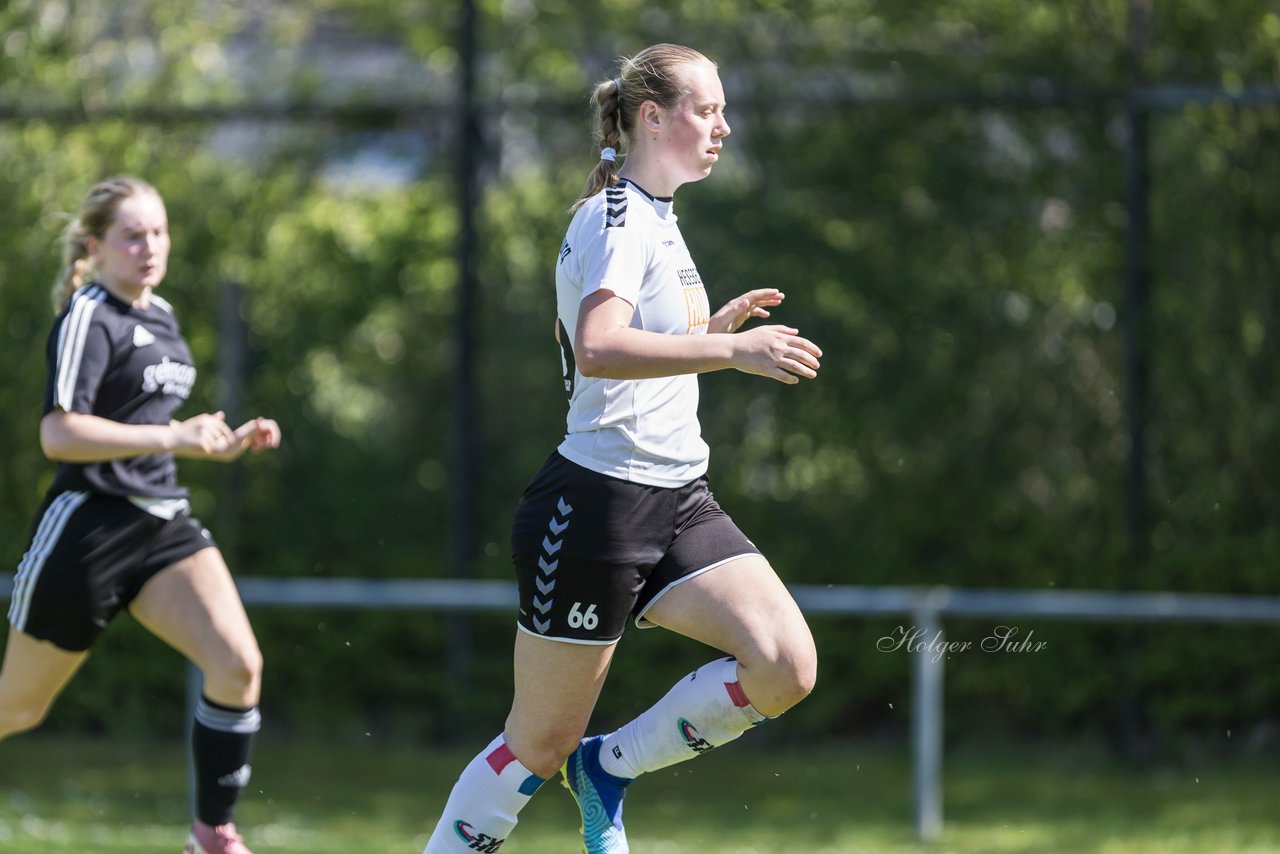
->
[708,288,785,334]
[234,417,281,454]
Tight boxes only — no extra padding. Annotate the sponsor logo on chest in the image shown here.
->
[678,267,710,334]
[142,356,196,399]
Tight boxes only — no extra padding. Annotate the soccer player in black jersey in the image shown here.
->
[0,176,281,854]
[422,45,823,854]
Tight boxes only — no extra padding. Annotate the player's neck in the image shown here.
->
[99,278,152,309]
[617,164,680,200]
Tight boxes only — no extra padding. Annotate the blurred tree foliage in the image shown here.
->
[1,0,1278,751]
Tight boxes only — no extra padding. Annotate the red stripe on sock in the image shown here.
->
[724,680,752,708]
[486,742,517,775]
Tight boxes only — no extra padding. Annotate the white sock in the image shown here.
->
[423,734,545,853]
[598,657,768,779]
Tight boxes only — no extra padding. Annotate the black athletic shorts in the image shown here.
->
[511,452,760,643]
[8,491,216,652]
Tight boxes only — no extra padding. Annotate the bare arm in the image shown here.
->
[40,410,279,463]
[574,289,822,384]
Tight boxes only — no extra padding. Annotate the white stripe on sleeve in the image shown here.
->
[54,285,106,412]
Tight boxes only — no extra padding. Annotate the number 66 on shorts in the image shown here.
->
[567,602,599,631]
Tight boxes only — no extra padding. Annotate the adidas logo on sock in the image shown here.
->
[217,764,252,789]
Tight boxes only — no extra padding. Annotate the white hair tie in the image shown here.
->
[600,147,618,162]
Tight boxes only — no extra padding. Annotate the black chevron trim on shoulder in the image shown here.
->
[604,184,628,229]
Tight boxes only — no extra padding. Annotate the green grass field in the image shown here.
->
[0,736,1276,853]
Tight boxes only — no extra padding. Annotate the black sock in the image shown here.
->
[191,695,260,826]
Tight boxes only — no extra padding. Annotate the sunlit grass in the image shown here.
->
[1,736,1277,852]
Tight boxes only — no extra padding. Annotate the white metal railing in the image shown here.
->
[4,576,1279,840]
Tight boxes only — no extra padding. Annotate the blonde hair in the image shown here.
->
[51,175,160,314]
[572,43,715,212]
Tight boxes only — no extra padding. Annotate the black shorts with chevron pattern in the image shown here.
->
[511,451,759,643]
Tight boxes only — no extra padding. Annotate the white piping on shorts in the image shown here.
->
[633,551,759,630]
[515,621,621,646]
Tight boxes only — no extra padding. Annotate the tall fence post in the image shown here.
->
[1119,0,1153,757]
[912,592,945,841]
[447,0,482,695]
[216,280,247,559]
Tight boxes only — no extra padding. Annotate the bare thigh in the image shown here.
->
[504,629,617,778]
[643,553,817,716]
[128,547,262,708]
[0,626,88,737]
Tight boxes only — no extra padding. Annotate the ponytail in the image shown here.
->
[572,78,626,212]
[51,220,94,314]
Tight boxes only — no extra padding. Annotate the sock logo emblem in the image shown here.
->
[678,717,715,754]
[216,764,252,789]
[453,820,505,852]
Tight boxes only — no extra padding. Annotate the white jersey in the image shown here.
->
[554,179,712,487]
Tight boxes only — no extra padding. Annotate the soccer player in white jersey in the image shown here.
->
[422,44,822,853]
[0,176,281,854]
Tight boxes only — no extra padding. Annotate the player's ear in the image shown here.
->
[639,100,662,133]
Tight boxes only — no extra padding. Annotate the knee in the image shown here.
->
[0,698,52,739]
[204,642,263,705]
[506,724,583,779]
[226,643,263,693]
[795,648,819,703]
[773,637,818,709]
[746,633,818,716]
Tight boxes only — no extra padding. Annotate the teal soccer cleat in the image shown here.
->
[562,735,633,854]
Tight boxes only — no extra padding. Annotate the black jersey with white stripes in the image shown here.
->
[41,283,196,499]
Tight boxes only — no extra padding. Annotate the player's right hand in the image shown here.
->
[170,411,240,458]
[731,325,823,384]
